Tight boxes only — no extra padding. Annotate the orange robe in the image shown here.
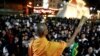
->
[28,37,67,56]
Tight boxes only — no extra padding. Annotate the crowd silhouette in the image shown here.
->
[0,15,100,56]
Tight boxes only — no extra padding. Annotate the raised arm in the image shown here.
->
[67,16,87,47]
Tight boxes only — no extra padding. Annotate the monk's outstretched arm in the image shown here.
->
[67,16,87,47]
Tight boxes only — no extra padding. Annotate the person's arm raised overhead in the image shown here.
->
[67,16,87,47]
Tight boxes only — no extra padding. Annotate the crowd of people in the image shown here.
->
[46,17,100,56]
[0,15,100,56]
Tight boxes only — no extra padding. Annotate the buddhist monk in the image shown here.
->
[28,16,87,56]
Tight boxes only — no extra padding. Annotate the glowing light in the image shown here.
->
[97,10,100,13]
[29,2,32,5]
[57,0,90,19]
[27,5,32,8]
[93,8,96,10]
[90,7,93,10]
[43,0,49,9]
[27,2,32,8]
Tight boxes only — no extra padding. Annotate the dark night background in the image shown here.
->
[0,0,24,3]
[0,0,100,9]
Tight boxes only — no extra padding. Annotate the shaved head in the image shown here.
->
[35,23,48,37]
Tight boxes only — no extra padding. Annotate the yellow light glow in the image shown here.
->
[29,2,32,5]
[27,5,32,8]
[57,0,90,19]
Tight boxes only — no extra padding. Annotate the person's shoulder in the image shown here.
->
[49,40,67,46]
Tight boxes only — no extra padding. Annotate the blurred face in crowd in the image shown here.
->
[27,28,30,32]
[30,27,33,30]
[92,29,96,32]
[86,28,90,33]
[91,36,95,40]
[65,30,69,34]
[18,27,21,32]
[97,25,100,31]
[14,36,19,43]
[24,35,28,40]
[68,34,71,39]
[25,32,28,36]
[2,30,6,35]
[58,27,62,31]
[81,34,86,39]
[88,47,93,54]
[22,35,28,40]
[9,29,12,34]
[5,27,9,32]
[15,26,18,30]
[52,32,55,35]
[61,31,64,35]
[0,40,2,45]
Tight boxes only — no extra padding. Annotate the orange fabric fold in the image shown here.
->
[28,37,67,56]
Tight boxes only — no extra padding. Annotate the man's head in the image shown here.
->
[88,47,93,54]
[81,33,86,39]
[35,23,48,37]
